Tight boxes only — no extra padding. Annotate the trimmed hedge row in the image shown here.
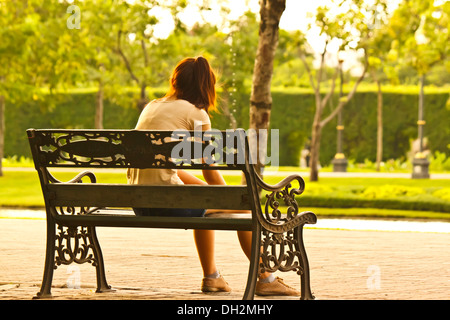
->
[259,182,450,213]
[4,87,450,166]
[295,195,450,213]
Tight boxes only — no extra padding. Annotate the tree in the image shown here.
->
[296,0,371,181]
[0,0,70,176]
[249,0,286,175]
[387,0,448,175]
[76,0,138,128]
[364,0,390,171]
[111,0,160,111]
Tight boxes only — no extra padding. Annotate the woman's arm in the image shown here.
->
[177,123,249,214]
[199,123,227,186]
[176,123,226,185]
[177,170,207,185]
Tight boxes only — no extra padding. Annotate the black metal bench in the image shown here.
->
[27,128,317,300]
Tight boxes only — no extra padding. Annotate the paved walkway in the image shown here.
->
[0,217,449,300]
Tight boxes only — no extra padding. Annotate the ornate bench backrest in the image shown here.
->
[27,128,315,235]
[26,128,260,215]
[27,129,250,171]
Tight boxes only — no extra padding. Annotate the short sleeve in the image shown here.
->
[188,107,211,130]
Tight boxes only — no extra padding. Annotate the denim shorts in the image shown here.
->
[133,207,206,217]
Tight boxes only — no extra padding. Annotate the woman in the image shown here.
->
[127,56,298,296]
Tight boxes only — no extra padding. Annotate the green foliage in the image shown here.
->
[260,176,450,213]
[4,86,449,167]
[4,88,163,157]
[270,87,450,166]
[2,156,34,168]
[387,0,449,76]
[361,185,425,198]
[1,170,449,219]
[432,188,450,202]
[290,177,450,213]
[344,158,411,172]
[298,195,450,213]
[1,0,449,174]
[329,88,450,164]
[429,151,450,172]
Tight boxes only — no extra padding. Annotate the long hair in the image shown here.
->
[165,56,217,114]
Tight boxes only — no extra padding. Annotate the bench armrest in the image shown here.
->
[253,172,316,233]
[44,170,100,216]
[67,171,97,184]
[254,172,305,193]
[45,169,97,184]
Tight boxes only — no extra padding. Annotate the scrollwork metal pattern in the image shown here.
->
[260,229,304,275]
[254,173,317,276]
[57,206,99,216]
[53,206,101,268]
[255,174,316,234]
[31,129,245,169]
[264,182,303,224]
[54,224,97,268]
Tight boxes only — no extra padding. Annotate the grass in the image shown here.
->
[1,168,449,221]
[0,170,127,208]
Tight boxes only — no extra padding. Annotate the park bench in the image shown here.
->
[27,128,317,300]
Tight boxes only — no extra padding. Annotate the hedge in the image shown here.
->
[4,86,450,166]
[259,182,450,213]
[295,195,450,213]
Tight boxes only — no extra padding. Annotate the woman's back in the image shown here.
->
[127,98,210,186]
[135,98,210,132]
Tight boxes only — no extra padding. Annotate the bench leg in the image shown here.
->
[33,218,56,299]
[34,217,112,298]
[242,224,261,300]
[295,226,315,300]
[88,226,112,293]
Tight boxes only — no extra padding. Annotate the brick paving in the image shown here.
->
[0,217,449,300]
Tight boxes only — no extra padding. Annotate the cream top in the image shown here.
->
[127,99,210,185]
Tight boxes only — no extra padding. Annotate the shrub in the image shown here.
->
[433,188,450,202]
[361,185,425,199]
[430,151,450,172]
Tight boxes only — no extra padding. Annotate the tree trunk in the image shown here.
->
[0,95,5,177]
[138,82,148,112]
[95,80,104,129]
[249,0,285,175]
[309,125,323,181]
[303,47,339,182]
[309,108,324,182]
[308,52,368,181]
[375,79,383,171]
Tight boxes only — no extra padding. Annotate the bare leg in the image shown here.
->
[177,171,218,276]
[237,230,271,280]
[193,229,217,277]
[177,170,270,279]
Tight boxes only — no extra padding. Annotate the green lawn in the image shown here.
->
[1,169,449,221]
[0,170,127,208]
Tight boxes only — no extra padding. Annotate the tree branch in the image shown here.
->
[320,49,368,126]
[141,32,149,68]
[320,61,340,110]
[116,30,140,84]
[316,40,328,92]
[299,52,317,93]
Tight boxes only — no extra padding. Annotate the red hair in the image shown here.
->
[165,56,217,114]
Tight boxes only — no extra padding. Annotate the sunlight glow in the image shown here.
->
[145,0,402,72]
